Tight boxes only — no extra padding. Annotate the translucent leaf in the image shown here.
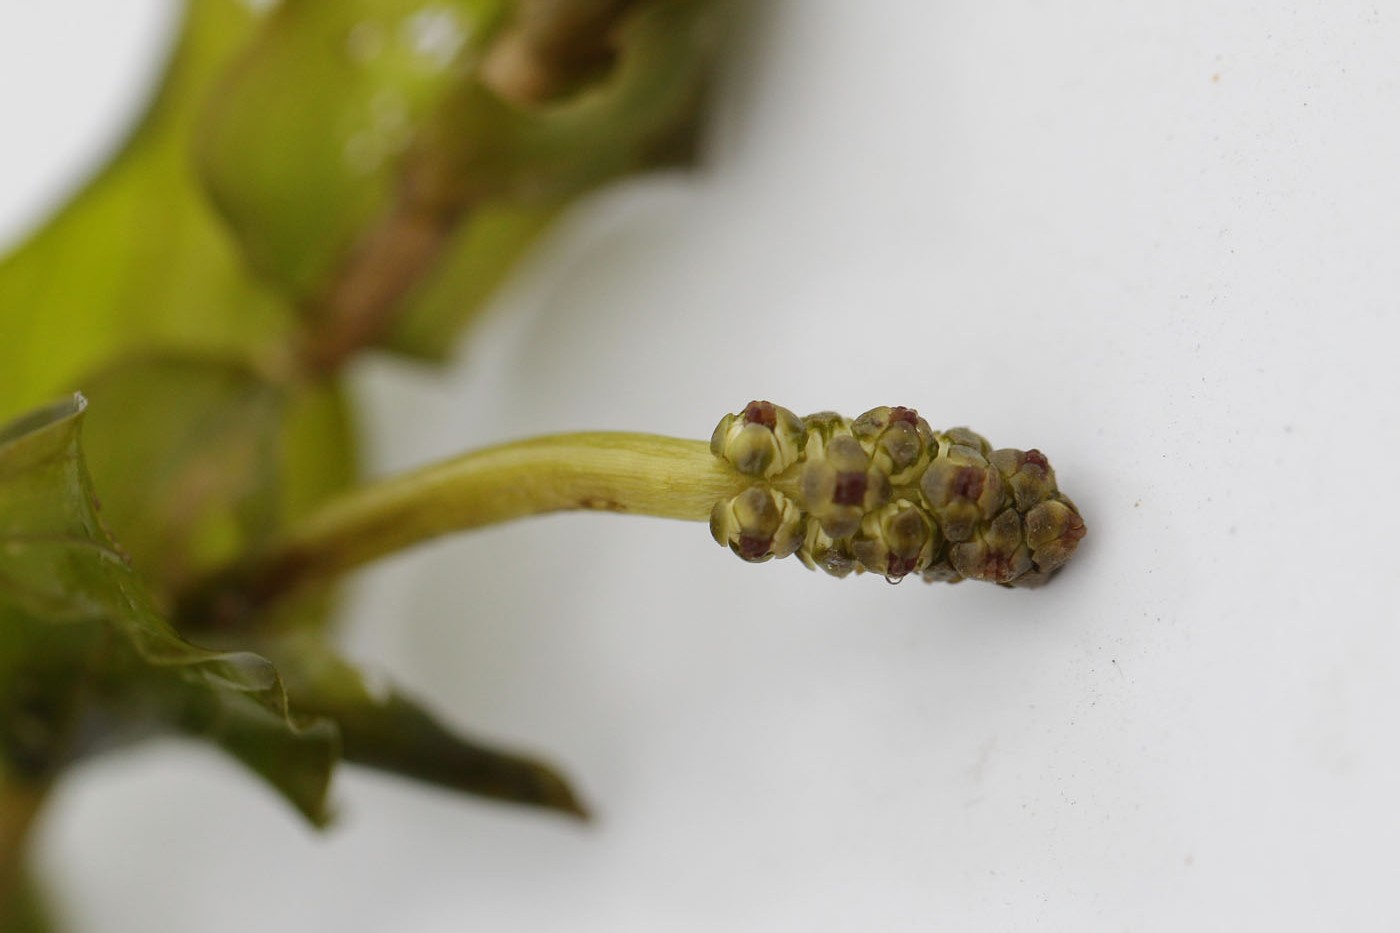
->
[0,0,295,424]
[0,397,337,824]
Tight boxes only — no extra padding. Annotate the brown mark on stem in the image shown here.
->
[577,496,627,511]
[481,0,641,107]
[297,163,466,375]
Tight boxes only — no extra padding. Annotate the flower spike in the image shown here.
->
[709,402,1086,587]
[182,402,1085,630]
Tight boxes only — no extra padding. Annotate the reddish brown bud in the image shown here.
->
[832,472,868,506]
[743,400,778,429]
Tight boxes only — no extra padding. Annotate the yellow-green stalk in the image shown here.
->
[182,402,1086,629]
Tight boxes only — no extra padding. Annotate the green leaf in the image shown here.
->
[0,397,337,824]
[197,0,512,297]
[0,397,572,822]
[0,0,296,424]
[77,355,282,595]
[258,631,587,818]
[0,0,358,627]
[386,0,728,358]
[76,353,355,603]
[197,0,726,361]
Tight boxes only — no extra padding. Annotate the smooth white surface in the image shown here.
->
[5,2,1400,931]
[0,0,176,252]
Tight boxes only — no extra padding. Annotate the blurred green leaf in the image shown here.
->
[198,0,725,361]
[77,354,355,604]
[0,872,52,933]
[78,355,282,595]
[0,397,337,823]
[386,200,561,359]
[0,0,295,424]
[197,0,511,297]
[0,0,361,623]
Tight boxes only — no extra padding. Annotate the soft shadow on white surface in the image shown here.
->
[13,1,1400,931]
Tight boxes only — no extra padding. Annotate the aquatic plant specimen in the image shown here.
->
[183,401,1087,631]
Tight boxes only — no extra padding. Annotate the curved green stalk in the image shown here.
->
[182,432,748,627]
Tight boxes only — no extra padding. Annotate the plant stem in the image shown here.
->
[183,432,745,628]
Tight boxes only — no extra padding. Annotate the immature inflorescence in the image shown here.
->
[709,401,1086,586]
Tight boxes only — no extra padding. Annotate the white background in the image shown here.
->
[5,1,1400,930]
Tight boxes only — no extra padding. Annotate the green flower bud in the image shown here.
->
[709,484,804,563]
[851,406,936,483]
[919,438,1006,543]
[990,447,1057,512]
[920,558,964,584]
[801,410,849,444]
[801,433,891,538]
[710,400,805,478]
[798,522,859,578]
[946,507,1030,583]
[851,499,940,581]
[942,427,993,456]
[1023,498,1087,575]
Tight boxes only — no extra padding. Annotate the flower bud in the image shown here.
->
[801,433,890,538]
[798,522,859,578]
[1024,498,1087,575]
[919,436,1006,543]
[851,499,939,581]
[710,401,805,478]
[990,447,1057,512]
[852,406,936,483]
[949,508,1033,584]
[709,485,804,563]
